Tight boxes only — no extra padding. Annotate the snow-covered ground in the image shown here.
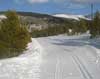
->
[0,39,43,79]
[0,34,100,79]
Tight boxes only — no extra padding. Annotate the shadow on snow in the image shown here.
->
[50,36,100,49]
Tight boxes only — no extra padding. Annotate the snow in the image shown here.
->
[0,15,6,19]
[36,34,100,79]
[0,34,100,79]
[53,14,88,20]
[0,38,43,79]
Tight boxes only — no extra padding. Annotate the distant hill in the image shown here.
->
[0,11,89,31]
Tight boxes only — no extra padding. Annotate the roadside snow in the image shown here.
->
[0,38,43,79]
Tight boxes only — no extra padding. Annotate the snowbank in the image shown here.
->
[0,38,43,79]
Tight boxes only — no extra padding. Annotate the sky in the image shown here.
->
[0,0,100,15]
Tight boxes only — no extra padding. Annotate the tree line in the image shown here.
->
[31,18,89,37]
[31,11,100,38]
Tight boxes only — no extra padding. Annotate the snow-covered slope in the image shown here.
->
[53,14,88,20]
[0,34,100,79]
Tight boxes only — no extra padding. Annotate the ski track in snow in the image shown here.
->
[0,34,100,79]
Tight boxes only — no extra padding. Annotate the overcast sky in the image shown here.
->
[0,0,100,15]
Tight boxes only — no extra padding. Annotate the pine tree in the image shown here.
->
[78,19,88,33]
[90,11,100,38]
[0,10,31,58]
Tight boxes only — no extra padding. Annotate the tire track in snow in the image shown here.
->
[72,54,93,79]
[54,56,64,79]
[55,57,60,79]
[61,47,93,79]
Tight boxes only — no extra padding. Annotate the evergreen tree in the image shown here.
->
[90,11,100,38]
[78,19,88,33]
[0,10,31,58]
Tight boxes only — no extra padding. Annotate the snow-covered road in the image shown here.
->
[36,35,100,79]
[0,34,100,79]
